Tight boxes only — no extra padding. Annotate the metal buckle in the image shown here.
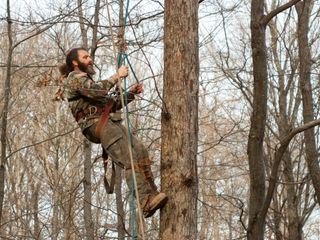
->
[88,106,98,116]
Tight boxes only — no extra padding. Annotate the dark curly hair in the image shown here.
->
[58,47,87,77]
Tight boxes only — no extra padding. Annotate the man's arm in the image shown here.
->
[66,66,129,100]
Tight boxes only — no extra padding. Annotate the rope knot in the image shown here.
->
[117,30,127,53]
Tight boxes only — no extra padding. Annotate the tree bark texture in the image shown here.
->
[247,0,268,239]
[0,0,13,229]
[160,1,199,239]
[296,0,320,205]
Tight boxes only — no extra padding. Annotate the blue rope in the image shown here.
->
[117,0,141,238]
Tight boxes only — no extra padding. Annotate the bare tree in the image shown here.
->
[296,0,320,205]
[0,0,13,228]
[248,0,302,239]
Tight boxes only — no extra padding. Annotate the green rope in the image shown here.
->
[117,0,141,238]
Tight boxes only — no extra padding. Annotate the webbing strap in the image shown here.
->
[102,149,116,194]
[94,99,114,138]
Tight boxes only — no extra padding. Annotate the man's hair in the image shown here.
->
[58,47,87,77]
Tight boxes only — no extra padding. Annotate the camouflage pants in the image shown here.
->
[84,120,158,206]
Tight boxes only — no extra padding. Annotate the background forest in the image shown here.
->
[1,0,320,239]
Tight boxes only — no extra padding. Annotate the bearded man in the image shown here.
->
[59,47,167,218]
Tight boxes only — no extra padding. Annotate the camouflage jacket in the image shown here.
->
[64,70,135,132]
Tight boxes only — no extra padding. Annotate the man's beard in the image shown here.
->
[78,61,96,75]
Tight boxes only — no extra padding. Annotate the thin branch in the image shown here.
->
[262,0,302,26]
[260,118,320,220]
[5,127,79,161]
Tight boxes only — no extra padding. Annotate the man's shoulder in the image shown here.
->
[67,70,88,80]
[65,71,90,87]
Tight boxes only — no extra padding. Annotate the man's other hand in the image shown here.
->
[129,83,143,94]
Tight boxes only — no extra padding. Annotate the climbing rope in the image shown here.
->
[105,0,146,239]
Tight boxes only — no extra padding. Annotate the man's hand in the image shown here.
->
[129,83,143,94]
[118,66,129,78]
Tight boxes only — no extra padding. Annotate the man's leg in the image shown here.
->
[130,132,168,218]
[131,136,158,192]
[98,121,167,218]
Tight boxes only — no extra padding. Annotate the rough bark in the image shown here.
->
[160,1,199,239]
[296,0,320,205]
[247,0,268,238]
[0,0,13,229]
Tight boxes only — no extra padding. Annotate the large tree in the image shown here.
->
[160,0,199,239]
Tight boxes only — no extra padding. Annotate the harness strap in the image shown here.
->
[96,99,116,194]
[102,148,116,194]
[95,99,115,138]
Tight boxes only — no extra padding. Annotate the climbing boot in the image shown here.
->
[143,192,168,218]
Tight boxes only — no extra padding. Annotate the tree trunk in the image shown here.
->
[160,1,199,239]
[77,0,95,235]
[115,166,125,240]
[0,0,13,229]
[272,195,283,240]
[296,0,320,205]
[115,1,126,239]
[247,0,268,239]
[77,0,88,49]
[52,105,61,240]
[283,153,303,240]
[31,182,41,239]
[277,38,302,240]
[77,0,101,238]
[83,139,94,240]
[247,1,302,238]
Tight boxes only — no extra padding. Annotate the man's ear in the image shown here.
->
[72,60,78,68]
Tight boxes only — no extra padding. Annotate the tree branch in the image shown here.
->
[260,118,320,220]
[5,127,79,161]
[262,0,302,26]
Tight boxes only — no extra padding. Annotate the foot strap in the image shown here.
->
[102,149,116,194]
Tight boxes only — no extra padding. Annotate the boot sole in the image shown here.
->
[144,195,168,218]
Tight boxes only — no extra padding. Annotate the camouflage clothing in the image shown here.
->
[64,70,158,208]
[64,70,133,131]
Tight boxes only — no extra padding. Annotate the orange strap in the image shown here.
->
[95,99,114,138]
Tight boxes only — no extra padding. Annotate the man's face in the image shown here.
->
[74,50,95,75]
